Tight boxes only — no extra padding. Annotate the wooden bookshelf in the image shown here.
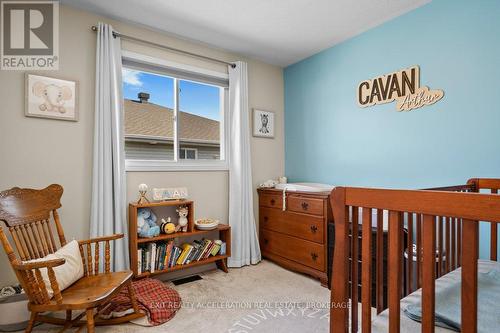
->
[129,200,231,278]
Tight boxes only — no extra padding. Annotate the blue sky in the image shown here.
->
[122,68,221,121]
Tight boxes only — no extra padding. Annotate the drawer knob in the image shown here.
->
[310,225,318,233]
[311,252,318,261]
[301,202,309,210]
[263,216,269,222]
[270,199,276,205]
[264,239,269,245]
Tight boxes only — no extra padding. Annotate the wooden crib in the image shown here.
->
[329,178,500,333]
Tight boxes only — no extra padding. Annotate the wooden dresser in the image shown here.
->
[257,188,332,286]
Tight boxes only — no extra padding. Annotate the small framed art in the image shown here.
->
[25,74,78,121]
[253,109,274,138]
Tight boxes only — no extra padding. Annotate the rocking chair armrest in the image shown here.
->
[13,258,65,304]
[78,233,124,245]
[78,234,123,275]
[13,258,66,270]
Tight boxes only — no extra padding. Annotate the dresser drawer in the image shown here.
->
[287,196,324,216]
[259,193,282,209]
[260,229,324,271]
[260,207,324,243]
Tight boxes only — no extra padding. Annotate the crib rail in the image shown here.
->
[468,178,500,261]
[423,184,475,192]
[330,186,500,333]
[426,178,500,262]
[425,178,500,194]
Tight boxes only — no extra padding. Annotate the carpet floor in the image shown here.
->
[27,260,331,333]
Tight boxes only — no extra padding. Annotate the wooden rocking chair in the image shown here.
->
[0,184,144,332]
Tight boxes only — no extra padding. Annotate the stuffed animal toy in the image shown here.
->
[259,179,278,188]
[160,218,176,234]
[137,208,160,238]
[176,206,189,232]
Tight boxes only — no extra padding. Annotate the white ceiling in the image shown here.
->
[62,0,430,67]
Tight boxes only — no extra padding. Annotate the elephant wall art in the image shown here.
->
[25,74,78,121]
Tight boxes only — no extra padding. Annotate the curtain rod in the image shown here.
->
[91,25,236,68]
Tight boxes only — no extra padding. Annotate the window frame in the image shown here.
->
[122,51,230,172]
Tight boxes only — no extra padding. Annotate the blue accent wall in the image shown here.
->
[284,0,500,257]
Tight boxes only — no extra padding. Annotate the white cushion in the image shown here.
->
[24,240,84,298]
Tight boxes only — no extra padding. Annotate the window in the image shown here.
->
[122,52,228,171]
[179,148,197,160]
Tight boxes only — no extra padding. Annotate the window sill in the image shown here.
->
[125,159,229,172]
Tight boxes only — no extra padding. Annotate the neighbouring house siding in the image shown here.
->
[125,141,220,160]
[125,141,173,160]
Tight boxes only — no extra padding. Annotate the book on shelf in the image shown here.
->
[191,242,203,263]
[176,243,192,265]
[137,248,143,275]
[142,247,147,272]
[199,239,212,260]
[211,240,222,256]
[138,238,225,273]
[156,243,164,271]
[160,242,167,270]
[164,241,173,268]
[169,246,181,268]
[220,241,226,255]
[150,243,157,273]
[154,244,160,271]
[145,245,150,272]
[203,240,216,260]
[167,246,174,268]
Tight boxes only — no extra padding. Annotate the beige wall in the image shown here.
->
[0,5,284,285]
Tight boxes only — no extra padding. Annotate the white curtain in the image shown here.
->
[228,61,261,267]
[90,23,128,271]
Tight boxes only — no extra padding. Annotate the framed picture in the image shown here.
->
[25,74,78,121]
[253,109,275,138]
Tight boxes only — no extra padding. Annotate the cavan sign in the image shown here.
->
[357,65,443,111]
[1,1,59,70]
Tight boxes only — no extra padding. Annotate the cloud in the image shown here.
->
[122,68,143,86]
